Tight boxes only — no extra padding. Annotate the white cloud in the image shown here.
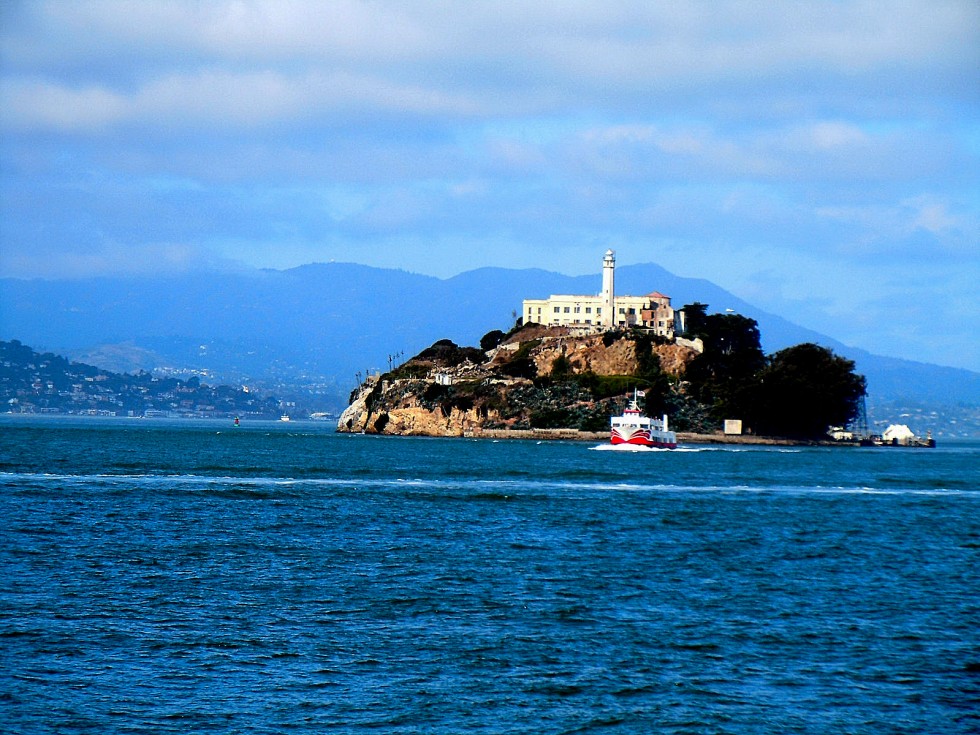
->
[816,195,976,257]
[1,0,978,370]
[808,121,868,150]
[4,1,977,133]
[0,239,239,279]
[1,67,488,133]
[0,79,127,132]
[904,196,960,236]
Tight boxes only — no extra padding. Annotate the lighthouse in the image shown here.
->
[601,249,615,328]
[521,247,674,335]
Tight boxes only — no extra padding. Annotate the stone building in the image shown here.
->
[522,250,676,337]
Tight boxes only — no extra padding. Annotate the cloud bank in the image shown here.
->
[1,0,978,370]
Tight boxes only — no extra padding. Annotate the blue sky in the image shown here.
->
[1,1,978,371]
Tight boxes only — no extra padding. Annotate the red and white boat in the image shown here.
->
[610,390,677,449]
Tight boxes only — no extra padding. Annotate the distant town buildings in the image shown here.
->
[0,339,282,419]
[522,249,676,337]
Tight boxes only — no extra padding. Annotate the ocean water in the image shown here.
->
[1,417,978,734]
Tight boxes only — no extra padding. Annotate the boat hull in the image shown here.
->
[610,429,677,449]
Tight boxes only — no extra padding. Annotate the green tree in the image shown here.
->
[480,330,506,351]
[685,312,765,422]
[640,371,673,416]
[679,302,709,338]
[751,343,866,439]
[550,354,572,378]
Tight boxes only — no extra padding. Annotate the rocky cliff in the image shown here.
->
[337,327,699,437]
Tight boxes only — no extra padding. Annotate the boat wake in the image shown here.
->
[591,444,672,452]
[590,444,766,453]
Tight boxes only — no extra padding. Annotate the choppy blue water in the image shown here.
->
[1,417,978,734]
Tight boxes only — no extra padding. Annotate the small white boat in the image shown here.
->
[610,390,677,449]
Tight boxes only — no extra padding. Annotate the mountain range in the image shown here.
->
[2,262,978,417]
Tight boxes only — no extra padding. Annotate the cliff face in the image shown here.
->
[655,343,699,375]
[338,374,511,436]
[338,379,506,436]
[337,329,698,437]
[528,334,638,376]
[501,330,696,378]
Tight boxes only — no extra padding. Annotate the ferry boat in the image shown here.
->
[610,390,677,449]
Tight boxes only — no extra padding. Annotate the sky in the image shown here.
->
[1,1,978,371]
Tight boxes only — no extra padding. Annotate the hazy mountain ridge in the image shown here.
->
[2,262,977,416]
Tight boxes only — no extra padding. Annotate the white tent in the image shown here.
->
[882,424,915,445]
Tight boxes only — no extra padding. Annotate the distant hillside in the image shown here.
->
[2,262,978,415]
[0,339,281,419]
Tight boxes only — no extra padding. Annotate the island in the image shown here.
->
[338,250,869,444]
[337,322,867,445]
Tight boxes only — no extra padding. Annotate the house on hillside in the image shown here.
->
[522,250,676,337]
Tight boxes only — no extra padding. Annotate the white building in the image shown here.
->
[522,250,676,337]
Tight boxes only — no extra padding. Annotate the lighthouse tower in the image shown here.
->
[601,249,616,328]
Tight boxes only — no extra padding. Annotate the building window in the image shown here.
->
[628,308,636,315]
[563,307,570,313]
[585,307,592,313]
[619,308,625,314]
[574,306,580,313]
[554,306,560,313]
[596,308,602,315]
